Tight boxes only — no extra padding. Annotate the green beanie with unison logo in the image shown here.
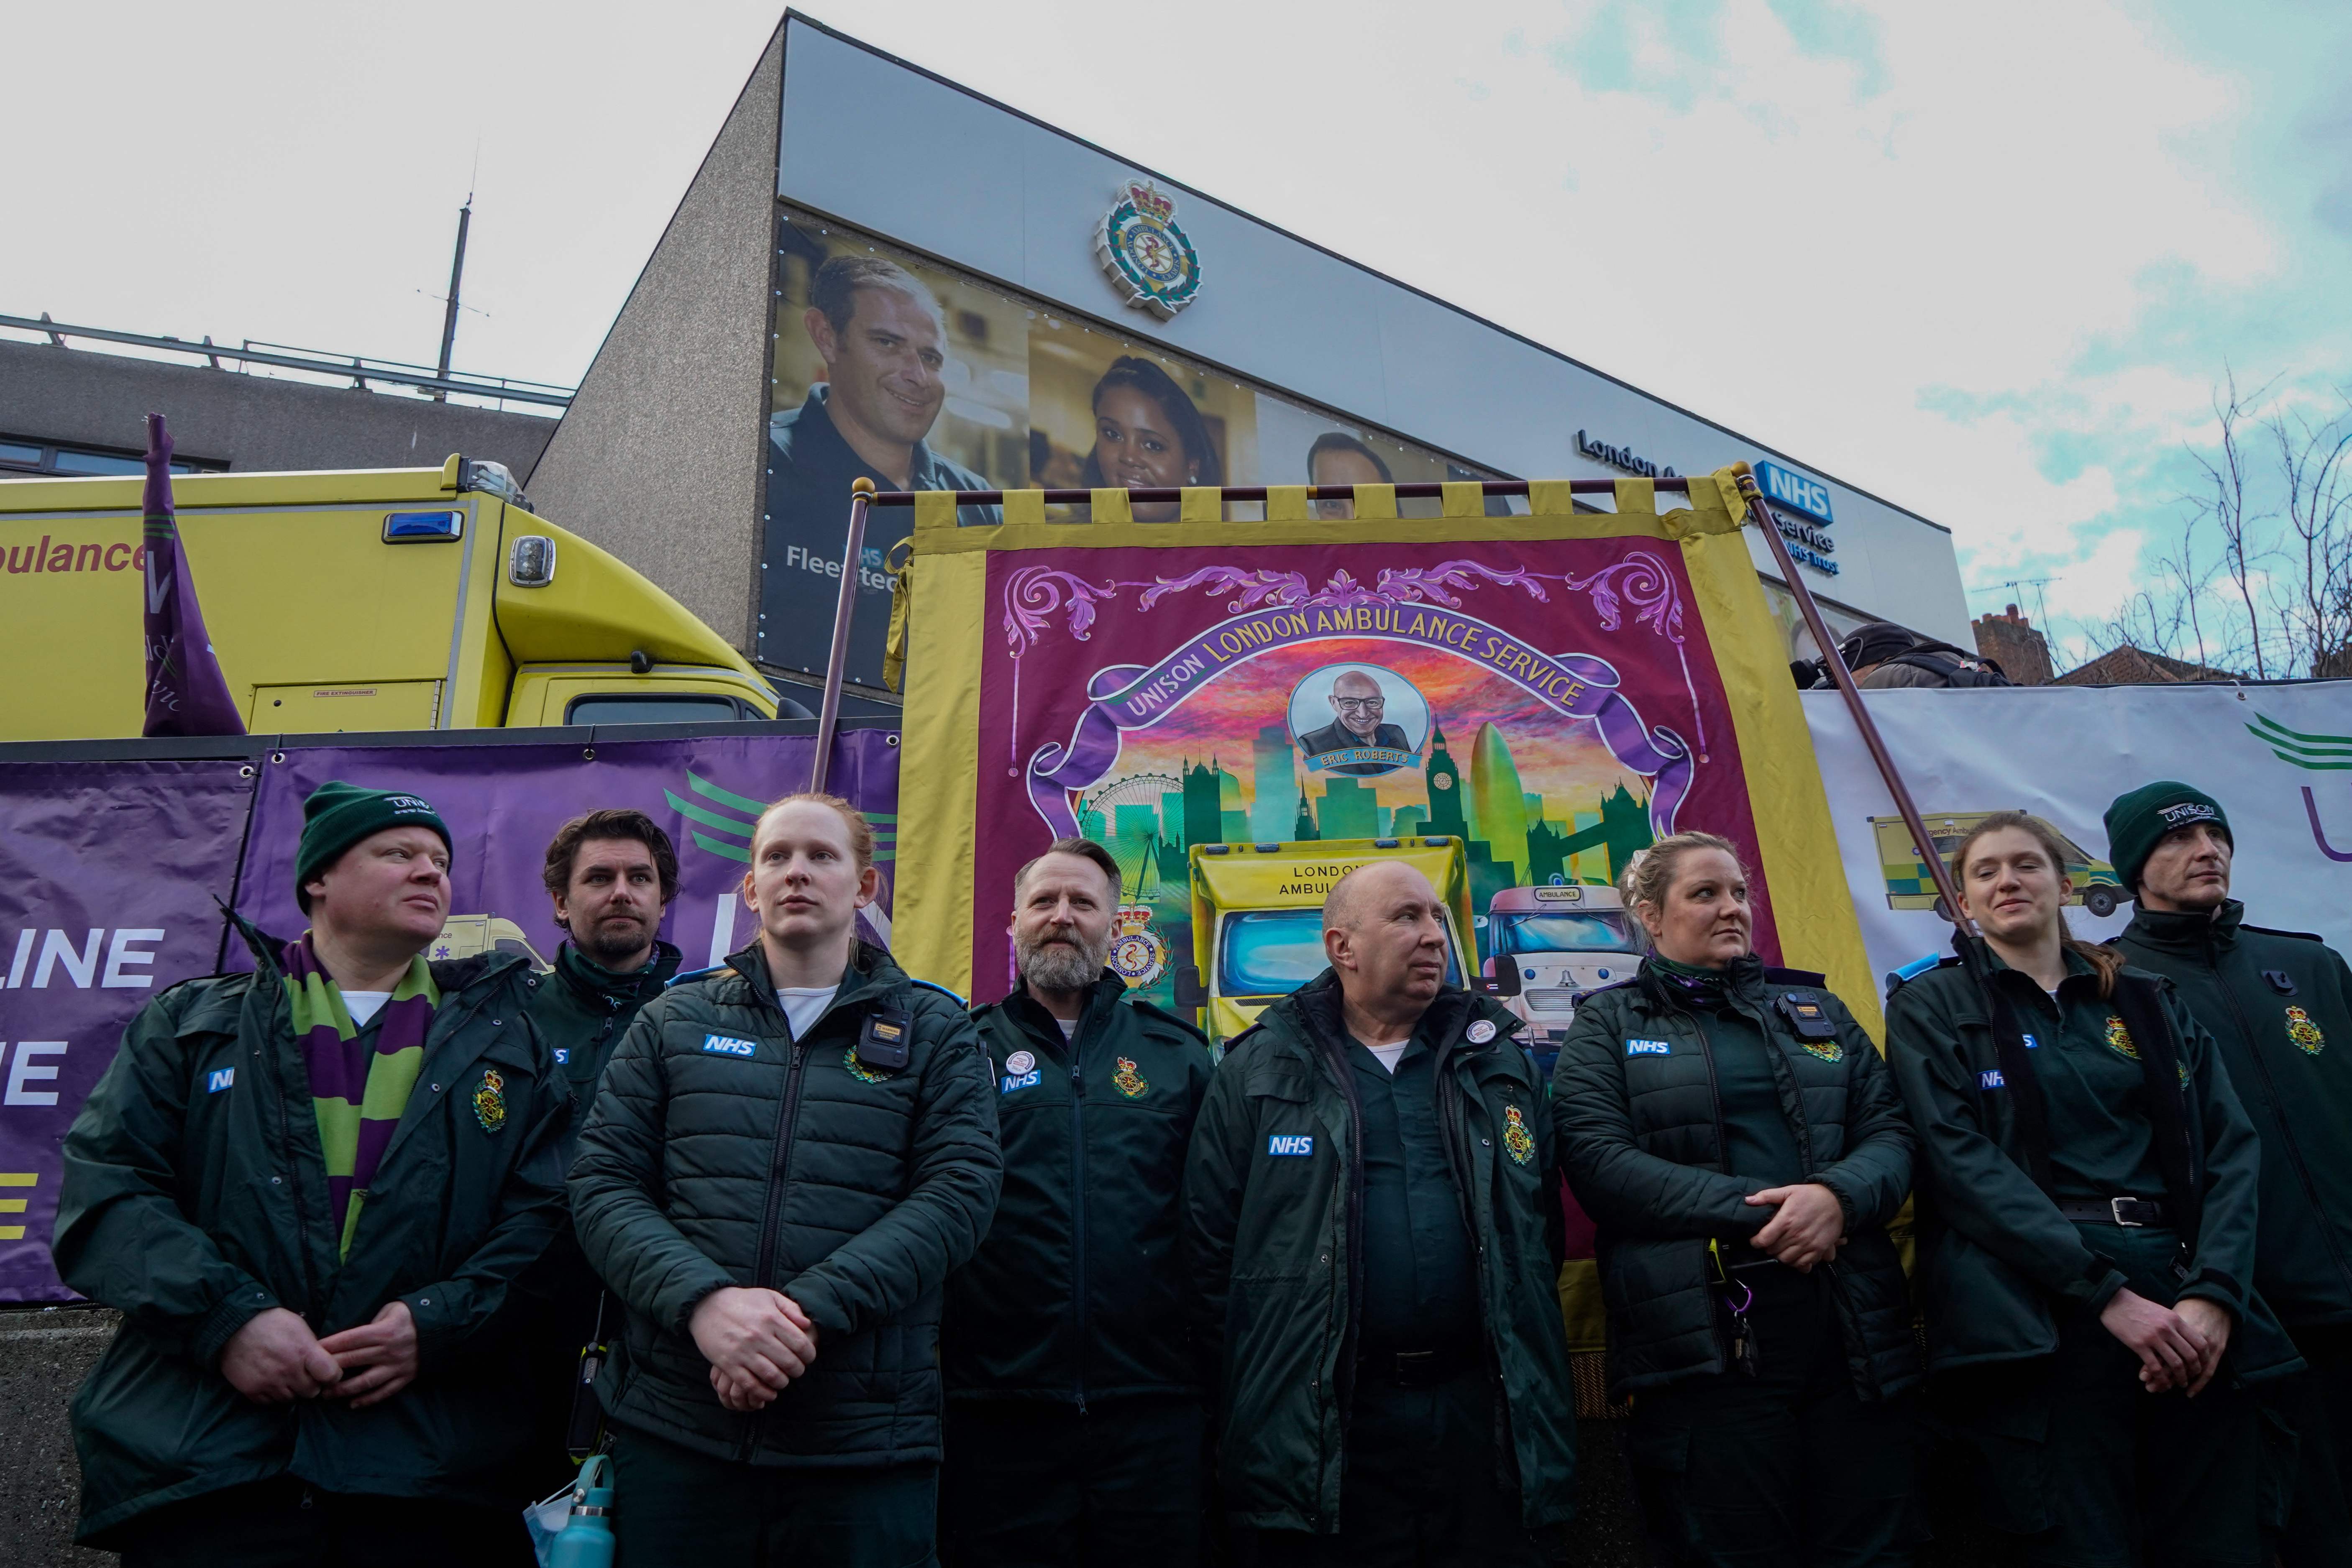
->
[295,782,453,903]
[2103,780,2230,894]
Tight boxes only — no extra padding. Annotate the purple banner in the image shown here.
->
[0,760,256,1299]
[1024,595,1692,842]
[0,730,900,1302]
[235,731,902,975]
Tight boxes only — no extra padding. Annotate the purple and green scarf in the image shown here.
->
[284,936,438,1258]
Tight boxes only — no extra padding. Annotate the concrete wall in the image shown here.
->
[0,340,553,478]
[523,23,785,655]
[0,1309,114,1568]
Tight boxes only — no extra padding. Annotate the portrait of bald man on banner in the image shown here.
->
[1292,665,1427,778]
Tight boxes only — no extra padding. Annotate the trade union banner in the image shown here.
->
[1804,680,2352,986]
[0,760,256,1300]
[232,729,902,977]
[893,474,1872,1036]
[0,729,898,1300]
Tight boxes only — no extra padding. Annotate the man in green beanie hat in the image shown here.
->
[2109,780,2352,1568]
[56,781,569,1566]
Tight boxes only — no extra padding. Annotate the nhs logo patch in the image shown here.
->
[701,1035,758,1059]
[1980,1069,2007,1090]
[1625,1039,1672,1057]
[552,1049,571,1065]
[1267,1134,1315,1157]
[1000,1070,1042,1095]
[205,1068,235,1094]
[2021,1033,2040,1049]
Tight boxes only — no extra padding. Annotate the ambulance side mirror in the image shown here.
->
[1172,965,1207,1010]
[1493,962,1523,998]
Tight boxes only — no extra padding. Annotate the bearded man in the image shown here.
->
[940,838,1216,1568]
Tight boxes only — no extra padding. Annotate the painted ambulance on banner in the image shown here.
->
[1802,683,2352,988]
[1176,836,1474,1046]
[1485,884,1644,1063]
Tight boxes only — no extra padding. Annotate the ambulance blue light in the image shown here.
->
[383,510,464,542]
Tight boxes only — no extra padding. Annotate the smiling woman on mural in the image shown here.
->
[1552,831,1920,1568]
[1080,356,1223,522]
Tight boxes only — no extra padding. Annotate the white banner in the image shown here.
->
[1802,682,2352,995]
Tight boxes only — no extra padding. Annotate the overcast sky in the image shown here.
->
[8,2,2348,656]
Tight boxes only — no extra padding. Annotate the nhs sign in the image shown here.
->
[1756,462,1834,526]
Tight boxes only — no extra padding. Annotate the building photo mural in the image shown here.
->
[762,208,1500,687]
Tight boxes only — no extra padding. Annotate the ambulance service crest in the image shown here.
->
[1113,1056,1149,1100]
[1095,179,1202,320]
[845,1046,891,1085]
[1109,905,1168,988]
[2103,1015,2139,1060]
[1503,1105,1535,1167]
[1801,1038,1843,1064]
[472,1069,507,1133]
[2286,1005,2326,1054]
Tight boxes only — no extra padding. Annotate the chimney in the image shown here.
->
[1972,603,2054,685]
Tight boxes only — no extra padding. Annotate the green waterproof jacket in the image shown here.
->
[1885,949,2296,1378]
[515,937,683,1477]
[568,941,1001,1467]
[1181,971,1577,1535]
[55,930,569,1546]
[946,971,1214,1404]
[526,940,684,1143]
[1551,956,1917,1400]
[2117,901,2352,1328]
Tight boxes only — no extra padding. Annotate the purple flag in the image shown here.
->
[141,413,245,737]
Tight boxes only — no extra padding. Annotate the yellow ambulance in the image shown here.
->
[1174,836,1474,1045]
[0,455,778,740]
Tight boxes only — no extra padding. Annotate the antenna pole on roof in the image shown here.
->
[1733,465,1967,925]
[433,197,472,402]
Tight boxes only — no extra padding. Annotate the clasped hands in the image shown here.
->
[2100,1289,2233,1397]
[1742,1182,1847,1272]
[220,1301,418,1409]
[690,1286,821,1411]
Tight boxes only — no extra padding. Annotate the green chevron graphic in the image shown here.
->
[2247,712,2352,771]
[664,772,763,862]
[663,771,900,863]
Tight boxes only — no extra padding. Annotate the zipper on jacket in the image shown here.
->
[262,970,326,1323]
[1070,1031,1090,1415]
[2206,934,2352,1297]
[743,1036,811,1462]
[752,1043,813,1290]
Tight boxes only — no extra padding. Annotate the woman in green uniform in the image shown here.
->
[1554,831,1919,1567]
[1886,811,2296,1568]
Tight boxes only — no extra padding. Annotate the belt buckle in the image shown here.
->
[2110,1196,2145,1228]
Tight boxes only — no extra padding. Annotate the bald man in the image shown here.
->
[1182,862,1577,1565]
[1296,672,1413,776]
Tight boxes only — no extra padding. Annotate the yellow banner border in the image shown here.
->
[893,467,1871,1028]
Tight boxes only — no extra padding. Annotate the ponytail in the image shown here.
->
[2065,936,2124,1000]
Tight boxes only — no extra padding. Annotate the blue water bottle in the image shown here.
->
[547,1454,615,1568]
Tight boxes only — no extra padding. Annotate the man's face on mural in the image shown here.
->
[806,284,947,448]
[1328,671,1385,740]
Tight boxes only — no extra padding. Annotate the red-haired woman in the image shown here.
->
[1886,811,2297,1567]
